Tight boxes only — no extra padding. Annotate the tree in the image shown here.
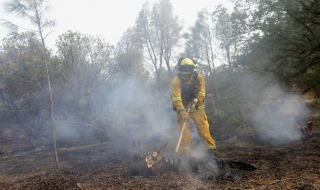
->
[211,4,249,69]
[114,27,146,79]
[3,0,60,168]
[136,0,182,91]
[0,32,51,147]
[55,31,116,129]
[154,0,182,78]
[183,9,220,112]
[234,0,320,93]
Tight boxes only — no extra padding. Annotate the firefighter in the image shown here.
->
[171,57,217,156]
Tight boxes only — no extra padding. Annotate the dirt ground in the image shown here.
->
[0,107,320,190]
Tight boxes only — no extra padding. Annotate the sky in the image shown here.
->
[0,0,233,51]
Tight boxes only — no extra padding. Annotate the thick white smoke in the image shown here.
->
[252,84,306,144]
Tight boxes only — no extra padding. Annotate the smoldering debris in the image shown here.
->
[298,120,313,137]
[129,140,257,181]
[130,140,181,177]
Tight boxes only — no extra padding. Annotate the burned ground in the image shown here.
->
[0,108,320,190]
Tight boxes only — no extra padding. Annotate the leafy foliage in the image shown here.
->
[235,0,320,92]
[0,32,51,147]
[135,0,182,90]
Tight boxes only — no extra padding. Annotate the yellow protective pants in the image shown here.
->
[177,108,216,153]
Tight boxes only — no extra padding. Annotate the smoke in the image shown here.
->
[103,75,176,148]
[48,70,179,154]
[215,73,308,145]
[251,84,306,144]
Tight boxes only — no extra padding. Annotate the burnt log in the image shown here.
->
[131,141,181,176]
[299,120,313,136]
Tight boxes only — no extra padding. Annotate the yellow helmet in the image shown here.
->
[178,58,196,74]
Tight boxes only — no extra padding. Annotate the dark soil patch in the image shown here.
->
[0,109,320,189]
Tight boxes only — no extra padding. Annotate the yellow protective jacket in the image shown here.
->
[171,71,206,111]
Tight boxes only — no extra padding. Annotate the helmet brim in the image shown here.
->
[178,65,195,73]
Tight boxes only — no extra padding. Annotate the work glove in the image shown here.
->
[192,98,198,105]
[188,98,198,109]
[179,107,189,122]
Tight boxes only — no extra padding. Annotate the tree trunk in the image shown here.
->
[207,17,220,130]
[36,10,60,169]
